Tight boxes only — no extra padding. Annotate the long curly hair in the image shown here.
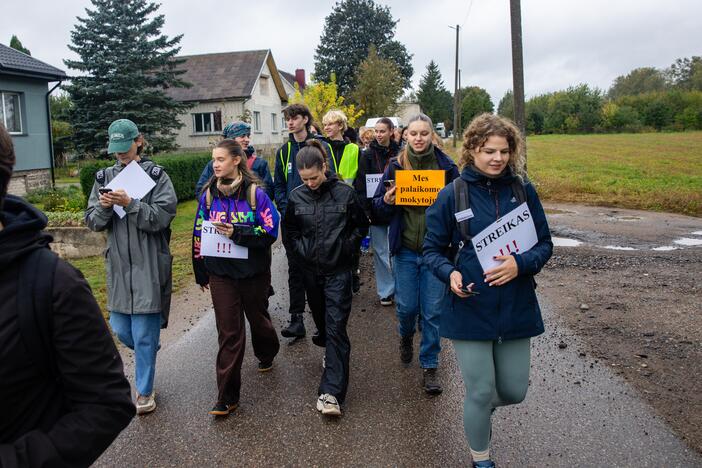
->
[460,113,525,176]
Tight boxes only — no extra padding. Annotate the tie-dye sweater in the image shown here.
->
[192,180,279,285]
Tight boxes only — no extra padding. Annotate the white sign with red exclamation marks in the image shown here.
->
[471,202,538,273]
[200,221,249,259]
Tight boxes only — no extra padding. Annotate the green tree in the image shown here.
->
[351,46,404,117]
[314,0,413,96]
[416,61,453,126]
[543,85,603,133]
[666,56,702,91]
[9,35,31,55]
[608,67,666,99]
[50,94,75,165]
[460,86,494,129]
[525,93,550,134]
[290,74,364,128]
[63,0,190,155]
[497,90,514,120]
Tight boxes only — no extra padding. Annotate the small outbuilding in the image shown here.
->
[0,43,66,195]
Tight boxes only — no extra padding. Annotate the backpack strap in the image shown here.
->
[510,177,527,204]
[453,177,472,244]
[247,183,257,211]
[95,168,106,185]
[17,248,60,382]
[148,164,164,181]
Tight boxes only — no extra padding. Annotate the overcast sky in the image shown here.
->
[5,0,701,105]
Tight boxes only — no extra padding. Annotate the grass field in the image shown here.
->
[444,132,702,217]
[70,200,199,317]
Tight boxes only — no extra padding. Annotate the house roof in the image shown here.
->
[279,70,296,86]
[165,49,287,103]
[0,44,66,81]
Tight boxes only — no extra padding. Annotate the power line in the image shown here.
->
[461,0,475,28]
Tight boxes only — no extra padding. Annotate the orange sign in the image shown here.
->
[395,170,445,206]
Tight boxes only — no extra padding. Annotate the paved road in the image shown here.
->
[97,206,702,467]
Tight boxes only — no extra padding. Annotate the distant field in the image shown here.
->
[445,132,702,217]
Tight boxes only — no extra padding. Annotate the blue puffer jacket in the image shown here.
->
[371,147,459,255]
[423,166,553,341]
[273,134,333,217]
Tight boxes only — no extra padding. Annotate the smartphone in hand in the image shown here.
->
[383,180,395,188]
[460,286,480,296]
[98,187,112,195]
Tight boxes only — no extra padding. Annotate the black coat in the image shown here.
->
[0,196,135,467]
[284,175,369,275]
[357,139,400,222]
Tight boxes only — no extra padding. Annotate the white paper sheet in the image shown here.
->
[472,202,538,273]
[366,173,383,198]
[200,221,249,259]
[105,160,157,218]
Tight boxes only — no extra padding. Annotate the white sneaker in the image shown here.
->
[322,355,326,370]
[316,393,341,416]
[136,392,156,415]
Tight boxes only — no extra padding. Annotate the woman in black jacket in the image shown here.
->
[284,140,369,417]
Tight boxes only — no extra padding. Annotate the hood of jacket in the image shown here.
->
[0,195,52,269]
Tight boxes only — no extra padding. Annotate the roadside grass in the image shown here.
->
[443,132,702,217]
[69,199,199,318]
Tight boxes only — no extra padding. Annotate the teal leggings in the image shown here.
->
[452,338,531,452]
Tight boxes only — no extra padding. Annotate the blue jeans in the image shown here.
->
[393,247,447,368]
[109,311,161,396]
[370,224,395,299]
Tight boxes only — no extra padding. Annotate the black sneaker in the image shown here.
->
[281,313,306,338]
[423,368,443,395]
[312,330,326,347]
[352,273,361,294]
[400,335,413,365]
[473,461,495,468]
[258,360,274,372]
[208,402,238,416]
[380,295,394,306]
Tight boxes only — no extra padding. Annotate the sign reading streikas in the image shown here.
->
[200,221,248,259]
[395,170,445,206]
[472,202,538,273]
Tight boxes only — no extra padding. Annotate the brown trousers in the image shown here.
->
[209,271,280,405]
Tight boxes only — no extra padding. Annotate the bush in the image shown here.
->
[26,186,86,213]
[46,211,85,227]
[79,152,211,203]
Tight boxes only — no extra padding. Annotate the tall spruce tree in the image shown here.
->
[314,0,413,96]
[63,0,190,155]
[417,61,453,126]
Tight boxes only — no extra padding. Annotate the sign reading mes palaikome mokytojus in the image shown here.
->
[395,170,445,206]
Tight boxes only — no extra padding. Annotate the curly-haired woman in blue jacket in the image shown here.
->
[424,114,553,468]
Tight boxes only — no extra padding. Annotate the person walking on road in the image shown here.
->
[423,113,553,468]
[85,119,177,415]
[321,109,364,293]
[0,123,135,467]
[195,121,274,201]
[358,117,400,306]
[192,139,281,416]
[372,114,459,395]
[283,140,369,416]
[274,104,333,341]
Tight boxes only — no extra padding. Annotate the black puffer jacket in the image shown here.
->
[357,139,400,221]
[284,175,369,274]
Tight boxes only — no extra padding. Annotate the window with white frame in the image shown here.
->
[253,111,261,132]
[0,92,22,134]
[281,116,286,132]
[192,111,222,134]
[271,113,277,132]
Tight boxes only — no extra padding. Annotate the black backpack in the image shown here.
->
[16,247,61,382]
[452,177,527,255]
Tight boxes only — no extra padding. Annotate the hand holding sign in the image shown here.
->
[484,255,518,286]
[200,221,248,259]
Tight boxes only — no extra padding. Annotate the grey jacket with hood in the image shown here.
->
[85,158,177,326]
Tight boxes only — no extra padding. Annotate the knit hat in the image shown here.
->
[222,121,251,139]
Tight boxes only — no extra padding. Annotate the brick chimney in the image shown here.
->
[295,69,306,90]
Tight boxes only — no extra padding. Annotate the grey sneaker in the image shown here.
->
[136,392,156,415]
[316,393,341,416]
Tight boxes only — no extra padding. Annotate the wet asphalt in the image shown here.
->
[96,205,702,467]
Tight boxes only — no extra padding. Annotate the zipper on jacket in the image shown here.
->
[490,181,503,343]
[126,215,134,313]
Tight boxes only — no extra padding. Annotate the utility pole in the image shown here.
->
[510,0,526,161]
[451,24,460,147]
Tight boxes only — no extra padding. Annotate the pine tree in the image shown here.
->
[63,0,190,155]
[417,61,453,126]
[351,46,404,117]
[497,90,515,120]
[314,0,413,96]
[9,35,31,55]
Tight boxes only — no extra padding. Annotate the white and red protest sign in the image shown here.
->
[472,202,537,273]
[200,221,248,259]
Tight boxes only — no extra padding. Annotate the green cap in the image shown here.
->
[107,119,139,154]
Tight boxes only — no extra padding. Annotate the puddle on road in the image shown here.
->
[545,208,576,215]
[653,246,678,251]
[691,231,702,236]
[552,236,582,247]
[603,245,638,251]
[673,237,702,246]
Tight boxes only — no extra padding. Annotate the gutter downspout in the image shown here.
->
[46,80,62,189]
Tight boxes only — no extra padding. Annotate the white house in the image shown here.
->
[165,49,304,156]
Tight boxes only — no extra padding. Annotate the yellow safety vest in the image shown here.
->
[329,142,359,185]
